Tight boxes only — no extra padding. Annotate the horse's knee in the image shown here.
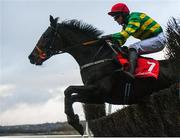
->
[64,86,74,96]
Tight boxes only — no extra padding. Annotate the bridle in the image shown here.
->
[35,26,98,60]
[35,26,65,60]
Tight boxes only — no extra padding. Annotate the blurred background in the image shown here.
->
[0,0,180,126]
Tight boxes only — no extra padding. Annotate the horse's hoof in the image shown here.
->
[74,115,84,135]
[76,123,84,136]
[71,122,84,135]
[67,114,84,135]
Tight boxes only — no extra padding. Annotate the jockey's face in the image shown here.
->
[114,15,124,25]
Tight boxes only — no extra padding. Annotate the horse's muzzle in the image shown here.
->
[28,54,43,65]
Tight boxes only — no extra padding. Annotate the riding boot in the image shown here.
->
[129,48,138,73]
[124,48,138,79]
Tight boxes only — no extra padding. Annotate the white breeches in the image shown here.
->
[129,32,166,54]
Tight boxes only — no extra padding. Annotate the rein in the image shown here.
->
[35,39,99,60]
[82,40,98,45]
[35,25,99,59]
[36,26,117,71]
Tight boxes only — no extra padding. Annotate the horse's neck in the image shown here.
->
[63,31,112,67]
[67,42,102,66]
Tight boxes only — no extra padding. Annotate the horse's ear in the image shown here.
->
[49,15,59,28]
[50,15,54,23]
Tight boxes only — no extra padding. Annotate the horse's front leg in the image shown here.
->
[65,93,83,135]
[64,85,96,135]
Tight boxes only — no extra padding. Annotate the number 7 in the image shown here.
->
[147,61,156,72]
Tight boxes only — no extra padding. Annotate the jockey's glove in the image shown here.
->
[98,34,113,45]
[100,34,113,41]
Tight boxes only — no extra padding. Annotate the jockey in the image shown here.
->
[103,3,166,78]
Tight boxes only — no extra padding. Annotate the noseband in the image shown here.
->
[35,46,46,59]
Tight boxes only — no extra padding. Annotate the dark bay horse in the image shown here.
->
[28,16,180,135]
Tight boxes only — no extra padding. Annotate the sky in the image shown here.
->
[0,0,180,126]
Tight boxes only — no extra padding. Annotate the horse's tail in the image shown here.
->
[165,17,180,72]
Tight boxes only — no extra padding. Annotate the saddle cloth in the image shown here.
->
[117,54,160,79]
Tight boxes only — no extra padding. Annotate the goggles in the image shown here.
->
[113,15,121,20]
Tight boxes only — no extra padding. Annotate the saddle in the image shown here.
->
[116,51,160,80]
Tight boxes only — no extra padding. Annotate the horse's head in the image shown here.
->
[29,15,106,66]
[29,15,63,65]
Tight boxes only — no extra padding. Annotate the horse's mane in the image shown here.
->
[165,17,180,71]
[58,19,103,38]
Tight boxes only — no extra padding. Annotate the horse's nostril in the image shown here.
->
[28,55,31,60]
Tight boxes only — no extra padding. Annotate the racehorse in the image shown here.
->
[28,15,180,135]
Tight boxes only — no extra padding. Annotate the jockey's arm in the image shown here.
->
[112,18,141,46]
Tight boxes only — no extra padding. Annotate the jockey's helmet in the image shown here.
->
[108,3,130,16]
